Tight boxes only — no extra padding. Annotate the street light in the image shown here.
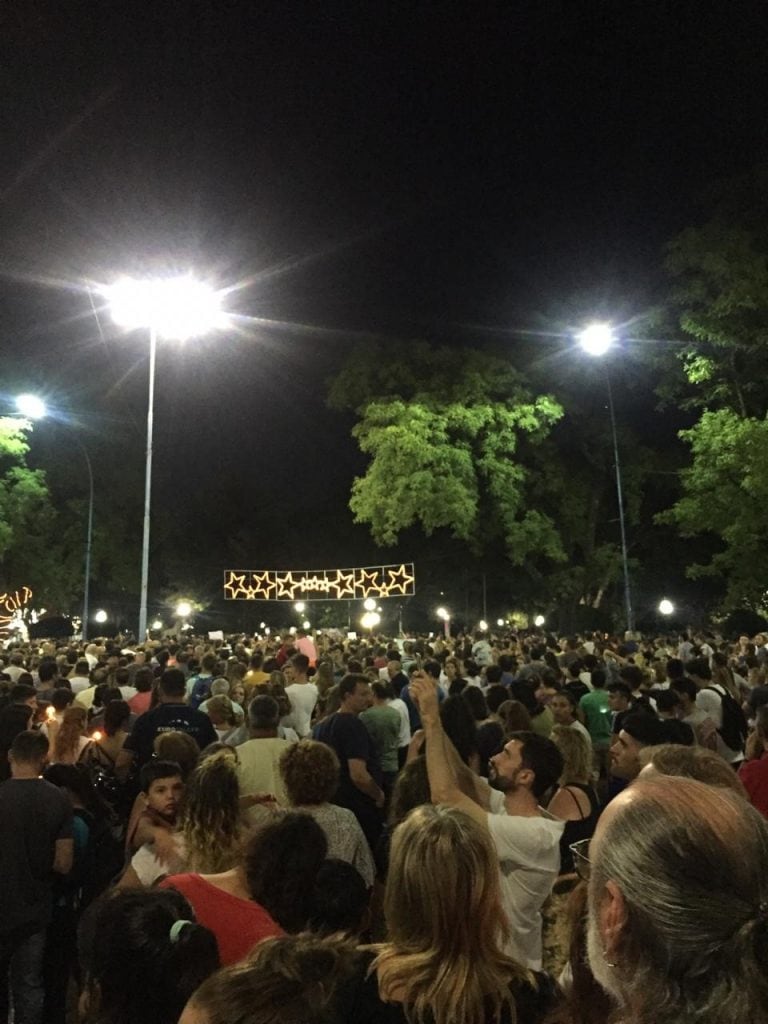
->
[496,618,505,627]
[577,322,634,635]
[361,611,381,631]
[478,619,488,631]
[103,275,227,641]
[363,597,377,612]
[94,609,108,624]
[294,601,306,614]
[436,606,450,639]
[534,614,546,628]
[658,598,675,616]
[151,619,163,630]
[175,600,193,619]
[14,395,95,641]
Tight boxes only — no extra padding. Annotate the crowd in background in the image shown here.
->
[1,623,768,1024]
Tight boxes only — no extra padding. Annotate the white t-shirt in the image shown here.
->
[68,675,91,694]
[486,808,564,971]
[285,682,318,738]
[387,697,411,747]
[696,685,743,763]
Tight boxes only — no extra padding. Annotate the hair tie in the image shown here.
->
[169,919,192,943]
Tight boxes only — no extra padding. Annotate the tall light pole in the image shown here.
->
[15,395,95,641]
[577,323,635,635]
[103,276,226,640]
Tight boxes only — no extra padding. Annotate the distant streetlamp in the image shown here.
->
[103,275,227,641]
[151,619,163,630]
[294,601,306,613]
[14,395,95,641]
[436,606,451,639]
[363,597,377,612]
[496,618,505,627]
[302,619,311,630]
[478,619,488,631]
[658,598,675,616]
[577,323,634,634]
[534,614,546,628]
[175,600,193,619]
[361,611,381,631]
[94,609,108,624]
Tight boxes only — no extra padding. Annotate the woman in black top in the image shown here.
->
[547,725,601,874]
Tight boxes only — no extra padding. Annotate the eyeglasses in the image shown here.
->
[569,838,591,881]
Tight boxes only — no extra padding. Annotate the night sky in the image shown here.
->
[2,2,768,626]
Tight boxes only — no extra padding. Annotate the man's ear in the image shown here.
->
[600,879,628,960]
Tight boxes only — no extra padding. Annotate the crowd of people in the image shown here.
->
[1,624,768,1024]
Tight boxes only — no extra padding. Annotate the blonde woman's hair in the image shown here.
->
[550,724,592,784]
[374,804,530,1024]
[53,706,88,762]
[180,752,242,873]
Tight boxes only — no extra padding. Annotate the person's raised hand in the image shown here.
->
[410,670,439,720]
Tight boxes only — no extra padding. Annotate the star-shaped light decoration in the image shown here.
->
[251,571,277,600]
[335,569,356,599]
[275,572,297,599]
[357,568,381,598]
[386,563,415,596]
[224,572,248,599]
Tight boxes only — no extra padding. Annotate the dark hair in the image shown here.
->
[591,668,606,689]
[666,657,684,680]
[422,660,441,681]
[338,674,368,701]
[38,660,59,685]
[371,680,393,701]
[140,760,183,794]
[621,710,665,747]
[508,731,564,799]
[485,684,509,714]
[51,687,75,711]
[687,656,712,681]
[672,676,699,702]
[79,888,219,1024]
[10,683,36,705]
[461,686,489,722]
[655,690,681,714]
[619,665,644,689]
[133,667,154,693]
[389,756,431,825]
[607,682,632,701]
[309,860,369,936]
[245,814,328,933]
[485,665,503,685]
[249,694,279,729]
[158,669,186,699]
[103,700,131,736]
[10,729,48,764]
[290,653,310,674]
[440,696,479,766]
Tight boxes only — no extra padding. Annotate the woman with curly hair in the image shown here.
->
[179,752,244,874]
[52,705,93,764]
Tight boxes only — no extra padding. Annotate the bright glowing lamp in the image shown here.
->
[361,611,381,630]
[103,276,225,341]
[436,607,450,621]
[94,609,108,624]
[658,598,675,616]
[496,618,505,627]
[175,601,192,618]
[294,601,306,613]
[151,619,163,630]
[302,619,311,630]
[479,619,488,631]
[15,394,47,420]
[259,621,266,629]
[363,597,377,611]
[578,323,614,357]
[534,614,546,627]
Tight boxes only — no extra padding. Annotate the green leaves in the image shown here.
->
[332,341,564,563]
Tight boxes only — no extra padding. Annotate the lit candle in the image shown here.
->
[45,706,56,721]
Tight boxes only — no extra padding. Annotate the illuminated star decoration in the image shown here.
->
[386,563,415,596]
[223,565,416,601]
[335,569,356,599]
[0,586,33,630]
[252,571,277,599]
[356,568,381,598]
[275,572,296,598]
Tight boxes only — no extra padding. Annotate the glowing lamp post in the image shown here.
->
[103,276,227,642]
[658,599,675,617]
[577,322,634,635]
[361,611,380,632]
[534,614,546,628]
[436,606,450,639]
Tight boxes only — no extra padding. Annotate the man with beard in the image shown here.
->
[410,670,564,971]
[586,775,768,1024]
